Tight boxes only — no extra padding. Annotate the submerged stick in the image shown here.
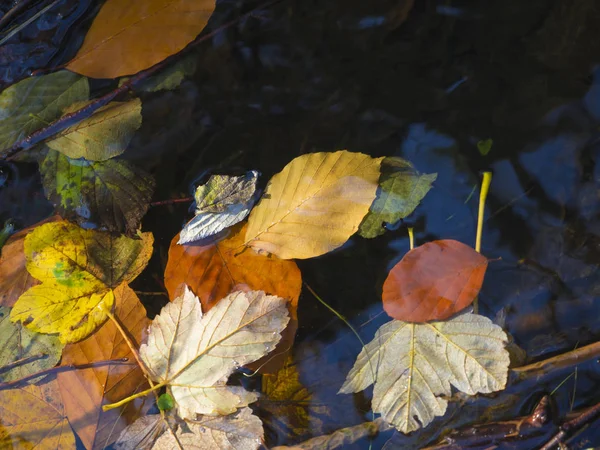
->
[513,339,600,377]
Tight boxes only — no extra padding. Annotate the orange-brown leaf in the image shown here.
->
[57,284,151,450]
[66,0,215,78]
[382,240,488,322]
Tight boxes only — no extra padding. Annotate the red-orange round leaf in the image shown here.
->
[382,239,488,322]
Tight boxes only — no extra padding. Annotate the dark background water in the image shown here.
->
[1,0,600,448]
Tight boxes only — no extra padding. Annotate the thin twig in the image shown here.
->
[0,357,132,390]
[149,197,193,207]
[0,0,60,46]
[539,401,600,450]
[0,0,36,32]
[512,340,600,377]
[0,353,47,373]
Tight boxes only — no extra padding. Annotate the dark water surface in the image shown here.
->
[2,0,600,448]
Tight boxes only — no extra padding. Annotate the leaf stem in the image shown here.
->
[407,227,414,250]
[475,172,492,253]
[149,197,193,207]
[102,381,167,411]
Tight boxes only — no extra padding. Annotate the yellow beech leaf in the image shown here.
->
[244,151,383,259]
[10,220,153,343]
[66,0,216,79]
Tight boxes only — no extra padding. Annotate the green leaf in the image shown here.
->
[40,149,155,234]
[46,99,142,161]
[157,393,174,411]
[120,55,198,93]
[0,306,64,382]
[477,138,493,156]
[359,157,436,238]
[0,71,89,154]
[339,312,509,433]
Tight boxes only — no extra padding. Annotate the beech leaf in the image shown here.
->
[138,287,289,419]
[0,71,88,154]
[382,239,488,322]
[40,149,155,233]
[179,170,259,244]
[46,99,142,161]
[10,220,153,343]
[152,407,263,450]
[339,312,510,433]
[66,0,216,78]
[245,150,383,259]
[359,157,436,238]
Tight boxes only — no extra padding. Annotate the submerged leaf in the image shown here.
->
[179,170,259,244]
[46,99,142,161]
[359,157,436,238]
[0,306,63,382]
[120,55,198,93]
[245,151,382,259]
[382,239,488,322]
[139,287,289,419]
[40,149,155,233]
[339,313,509,433]
[152,407,263,450]
[0,71,88,154]
[66,0,216,78]
[10,220,153,343]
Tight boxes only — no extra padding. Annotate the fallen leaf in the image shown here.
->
[40,149,155,234]
[245,150,383,259]
[10,220,153,343]
[46,99,142,161]
[115,415,166,450]
[57,284,152,450]
[179,170,259,244]
[477,138,493,156]
[66,0,216,78]
[0,378,76,449]
[152,407,263,450]
[382,239,488,322]
[0,306,63,382]
[339,312,509,433]
[138,287,289,419]
[359,157,436,238]
[0,71,88,153]
[120,54,198,93]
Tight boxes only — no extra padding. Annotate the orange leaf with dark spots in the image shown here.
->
[382,240,488,322]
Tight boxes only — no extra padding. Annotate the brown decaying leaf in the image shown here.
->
[57,284,152,450]
[382,239,488,322]
[66,0,216,78]
[0,216,59,307]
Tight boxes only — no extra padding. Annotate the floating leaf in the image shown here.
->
[57,284,152,450]
[46,99,142,161]
[115,415,166,450]
[10,220,153,343]
[152,407,263,450]
[0,306,63,382]
[359,157,436,238]
[0,378,76,448]
[382,239,488,322]
[245,151,383,259]
[179,170,259,244]
[0,71,88,153]
[339,313,509,433]
[138,287,289,419]
[40,149,155,233]
[66,0,216,78]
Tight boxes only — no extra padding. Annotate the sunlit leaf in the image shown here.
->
[179,171,259,244]
[245,151,383,259]
[46,99,142,161]
[66,0,216,78]
[0,306,63,382]
[138,287,289,419]
[115,415,166,450]
[382,240,488,322]
[40,149,155,233]
[0,378,76,449]
[151,407,263,450]
[359,157,436,238]
[57,284,152,450]
[339,312,509,433]
[0,71,88,153]
[10,220,153,343]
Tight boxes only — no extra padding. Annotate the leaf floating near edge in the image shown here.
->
[244,150,383,259]
[179,170,260,244]
[339,312,510,434]
[382,239,488,322]
[359,157,436,238]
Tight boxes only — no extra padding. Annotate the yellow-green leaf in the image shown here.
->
[244,151,383,259]
[46,99,142,161]
[10,220,153,343]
